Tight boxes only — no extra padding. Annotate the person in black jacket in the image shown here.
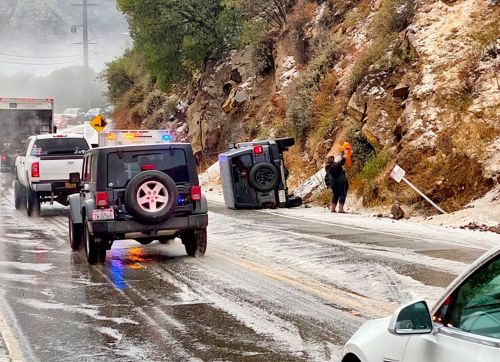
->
[327,153,349,213]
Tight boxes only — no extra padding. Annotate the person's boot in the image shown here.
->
[338,204,345,213]
[329,203,336,213]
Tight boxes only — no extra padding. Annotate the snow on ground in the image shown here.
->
[414,186,500,228]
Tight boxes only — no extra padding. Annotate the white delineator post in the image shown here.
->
[390,165,447,214]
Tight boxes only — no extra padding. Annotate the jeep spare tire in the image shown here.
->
[124,171,178,224]
[248,163,280,193]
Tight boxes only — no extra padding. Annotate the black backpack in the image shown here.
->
[324,171,333,188]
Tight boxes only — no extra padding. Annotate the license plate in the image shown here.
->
[65,182,77,189]
[278,190,286,203]
[92,208,114,221]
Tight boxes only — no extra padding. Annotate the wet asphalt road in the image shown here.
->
[0,176,492,362]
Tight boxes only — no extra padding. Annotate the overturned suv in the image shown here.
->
[219,137,302,209]
[68,143,208,264]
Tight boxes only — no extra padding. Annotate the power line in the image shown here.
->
[0,59,82,66]
[0,52,83,59]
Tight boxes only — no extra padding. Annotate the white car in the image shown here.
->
[342,247,500,362]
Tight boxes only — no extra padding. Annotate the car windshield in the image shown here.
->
[30,138,89,156]
[107,149,189,188]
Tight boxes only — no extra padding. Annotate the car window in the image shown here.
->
[31,138,89,156]
[107,149,189,188]
[446,256,500,339]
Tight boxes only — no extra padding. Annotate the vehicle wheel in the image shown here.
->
[342,354,361,362]
[182,228,207,257]
[248,163,280,193]
[124,171,178,224]
[97,241,108,264]
[137,239,153,245]
[68,215,83,251]
[14,181,26,210]
[26,189,40,217]
[83,217,99,265]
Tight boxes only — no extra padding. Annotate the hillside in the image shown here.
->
[106,0,500,216]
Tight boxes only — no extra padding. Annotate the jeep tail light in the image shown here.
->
[95,192,109,208]
[190,186,202,202]
[141,164,156,171]
[253,145,263,155]
[31,162,40,178]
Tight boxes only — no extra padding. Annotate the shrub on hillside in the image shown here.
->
[361,150,389,181]
[347,128,376,171]
[371,0,415,36]
[286,36,342,139]
[348,37,392,94]
[252,34,276,75]
[142,90,169,117]
[288,1,317,39]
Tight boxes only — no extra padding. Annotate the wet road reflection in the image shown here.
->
[0,176,487,361]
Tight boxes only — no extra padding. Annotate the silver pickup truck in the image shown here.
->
[14,134,90,216]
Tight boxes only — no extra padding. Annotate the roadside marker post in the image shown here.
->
[390,165,447,214]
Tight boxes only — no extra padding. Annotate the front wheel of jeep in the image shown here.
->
[182,228,207,257]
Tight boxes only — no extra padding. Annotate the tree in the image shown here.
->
[117,0,242,90]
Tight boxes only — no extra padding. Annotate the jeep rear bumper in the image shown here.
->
[88,214,208,239]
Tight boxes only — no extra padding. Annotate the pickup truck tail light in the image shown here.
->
[190,186,202,202]
[95,192,109,208]
[31,162,40,178]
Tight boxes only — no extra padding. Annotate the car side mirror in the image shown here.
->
[388,300,433,335]
[69,172,81,184]
[53,126,58,133]
[91,143,99,148]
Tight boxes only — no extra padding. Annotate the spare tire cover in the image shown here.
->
[248,163,280,193]
[124,171,178,224]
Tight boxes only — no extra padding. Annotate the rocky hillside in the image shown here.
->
[108,0,500,214]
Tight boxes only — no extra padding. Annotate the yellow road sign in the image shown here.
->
[90,114,107,133]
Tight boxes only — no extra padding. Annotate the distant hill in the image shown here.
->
[0,0,130,75]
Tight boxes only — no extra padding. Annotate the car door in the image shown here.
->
[402,255,500,362]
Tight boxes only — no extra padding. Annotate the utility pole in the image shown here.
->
[72,1,98,110]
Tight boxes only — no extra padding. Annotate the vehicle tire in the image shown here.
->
[26,189,40,217]
[137,239,153,245]
[97,241,108,264]
[342,354,361,362]
[182,228,207,257]
[124,171,178,225]
[248,163,280,193]
[83,217,98,265]
[14,181,26,210]
[68,215,83,251]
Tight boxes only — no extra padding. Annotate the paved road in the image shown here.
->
[0,177,493,361]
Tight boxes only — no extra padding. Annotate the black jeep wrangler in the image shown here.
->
[68,143,208,264]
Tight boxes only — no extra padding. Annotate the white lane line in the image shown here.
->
[0,291,34,362]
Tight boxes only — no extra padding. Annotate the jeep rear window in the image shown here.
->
[107,149,189,188]
[30,138,89,156]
